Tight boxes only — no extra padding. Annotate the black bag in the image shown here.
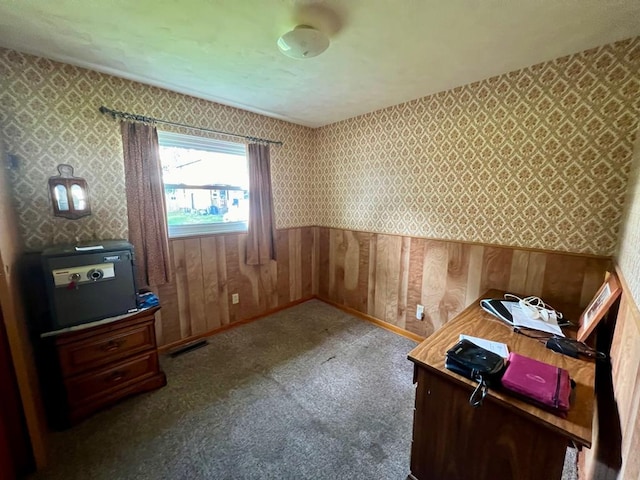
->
[445,339,506,407]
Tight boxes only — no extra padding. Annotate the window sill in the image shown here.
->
[168,221,248,239]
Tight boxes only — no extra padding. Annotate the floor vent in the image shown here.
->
[168,339,208,357]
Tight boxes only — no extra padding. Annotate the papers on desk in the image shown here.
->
[459,334,509,359]
[511,303,565,337]
[481,297,565,337]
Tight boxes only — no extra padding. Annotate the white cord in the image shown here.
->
[504,293,563,323]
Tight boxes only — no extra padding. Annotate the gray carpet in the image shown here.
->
[33,299,578,479]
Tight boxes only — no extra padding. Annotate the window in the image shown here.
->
[158,131,249,237]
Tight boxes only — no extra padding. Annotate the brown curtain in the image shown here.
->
[246,143,276,265]
[121,121,172,287]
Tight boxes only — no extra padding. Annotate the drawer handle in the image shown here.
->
[100,340,124,352]
[106,370,127,383]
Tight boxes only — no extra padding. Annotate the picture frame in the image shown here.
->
[577,272,622,342]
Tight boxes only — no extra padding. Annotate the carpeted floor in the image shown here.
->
[33,300,578,479]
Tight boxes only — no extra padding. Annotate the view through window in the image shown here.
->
[157,131,249,237]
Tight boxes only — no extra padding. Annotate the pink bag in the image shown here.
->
[501,352,572,416]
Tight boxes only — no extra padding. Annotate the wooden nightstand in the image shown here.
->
[40,307,166,428]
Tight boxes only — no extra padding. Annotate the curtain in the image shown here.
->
[246,143,276,265]
[121,121,172,287]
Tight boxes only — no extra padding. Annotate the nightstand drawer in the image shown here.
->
[58,323,155,376]
[65,352,158,407]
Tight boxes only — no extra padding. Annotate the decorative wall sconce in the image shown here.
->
[48,164,91,219]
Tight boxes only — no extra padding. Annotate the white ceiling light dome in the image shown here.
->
[277,25,329,59]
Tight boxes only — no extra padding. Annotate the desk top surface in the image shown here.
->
[408,290,594,447]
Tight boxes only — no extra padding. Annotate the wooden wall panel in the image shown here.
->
[311,227,319,296]
[372,234,403,326]
[464,245,484,306]
[155,281,180,345]
[171,240,191,338]
[479,246,513,294]
[344,231,370,314]
[421,240,449,332]
[156,225,611,350]
[405,238,427,336]
[542,254,588,306]
[276,230,290,306]
[276,229,308,307]
[301,227,314,299]
[367,234,378,316]
[442,242,470,323]
[215,237,230,327]
[152,227,315,349]
[580,275,640,480]
[328,229,344,302]
[610,295,640,437]
[200,236,221,332]
[612,292,640,480]
[508,250,529,294]
[622,403,640,479]
[317,227,611,338]
[259,258,278,312]
[288,229,302,302]
[581,258,607,309]
[318,228,330,299]
[0,137,47,467]
[184,238,206,335]
[397,237,411,329]
[524,251,547,295]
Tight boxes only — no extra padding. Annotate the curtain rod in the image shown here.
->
[98,106,283,146]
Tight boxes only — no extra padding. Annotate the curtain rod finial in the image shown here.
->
[99,106,115,118]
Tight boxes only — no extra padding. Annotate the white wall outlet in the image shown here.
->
[416,304,425,320]
[232,293,239,304]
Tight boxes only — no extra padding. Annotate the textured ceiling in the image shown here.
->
[0,0,639,127]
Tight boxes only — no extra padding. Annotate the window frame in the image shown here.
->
[157,131,249,238]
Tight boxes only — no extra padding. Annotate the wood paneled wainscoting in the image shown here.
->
[152,227,315,349]
[153,226,611,349]
[579,269,640,479]
[317,227,611,338]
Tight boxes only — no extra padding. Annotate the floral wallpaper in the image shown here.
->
[314,37,640,256]
[1,37,639,257]
[0,48,315,250]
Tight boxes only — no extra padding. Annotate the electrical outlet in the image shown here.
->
[232,293,239,304]
[416,304,424,320]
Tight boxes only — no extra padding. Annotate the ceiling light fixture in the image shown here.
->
[277,25,329,59]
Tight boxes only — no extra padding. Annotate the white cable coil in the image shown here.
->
[504,294,563,323]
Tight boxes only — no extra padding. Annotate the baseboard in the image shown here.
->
[315,296,425,343]
[157,296,314,353]
[158,295,426,353]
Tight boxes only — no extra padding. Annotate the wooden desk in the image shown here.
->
[407,290,594,480]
